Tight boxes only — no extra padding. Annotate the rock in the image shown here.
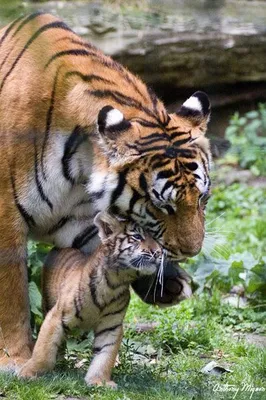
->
[201,361,232,375]
[224,169,254,185]
[244,334,266,348]
[222,295,247,308]
[4,0,265,91]
[233,333,266,348]
[116,33,266,89]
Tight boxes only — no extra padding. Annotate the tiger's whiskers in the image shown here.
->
[152,249,166,302]
[158,250,166,298]
[206,212,226,226]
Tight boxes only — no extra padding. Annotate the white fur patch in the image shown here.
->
[106,109,124,127]
[89,171,107,193]
[183,96,202,112]
[115,186,132,212]
[87,171,119,212]
[194,164,209,194]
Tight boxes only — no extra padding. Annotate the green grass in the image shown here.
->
[1,291,265,399]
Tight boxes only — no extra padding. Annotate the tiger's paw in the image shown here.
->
[17,361,39,379]
[85,376,117,389]
[132,261,194,307]
[0,356,31,374]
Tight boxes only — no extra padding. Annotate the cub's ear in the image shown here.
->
[97,105,131,140]
[176,91,211,131]
[94,211,121,242]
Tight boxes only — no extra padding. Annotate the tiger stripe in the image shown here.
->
[0,15,24,48]
[41,67,61,179]
[0,21,72,93]
[86,89,159,121]
[45,48,97,68]
[10,168,36,227]
[62,125,87,184]
[72,225,98,249]
[47,216,71,236]
[34,136,53,210]
[94,324,122,338]
[11,12,46,38]
[93,342,116,354]
[65,71,114,85]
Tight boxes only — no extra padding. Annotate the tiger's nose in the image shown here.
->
[180,247,201,257]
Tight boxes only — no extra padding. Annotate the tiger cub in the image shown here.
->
[18,211,162,387]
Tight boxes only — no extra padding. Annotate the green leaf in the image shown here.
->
[246,111,259,119]
[28,281,42,317]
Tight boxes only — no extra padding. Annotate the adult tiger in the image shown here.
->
[0,13,211,369]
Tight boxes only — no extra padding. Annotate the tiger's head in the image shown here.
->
[90,91,211,261]
[94,211,162,275]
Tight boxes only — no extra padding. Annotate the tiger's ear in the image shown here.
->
[96,105,142,166]
[97,105,131,141]
[94,211,121,242]
[176,91,211,131]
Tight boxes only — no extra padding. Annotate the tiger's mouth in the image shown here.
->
[130,254,159,274]
[162,249,188,262]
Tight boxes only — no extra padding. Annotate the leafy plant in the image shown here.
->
[225,104,266,176]
[28,241,51,332]
[186,253,266,302]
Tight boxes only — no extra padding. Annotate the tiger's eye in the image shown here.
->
[132,234,143,241]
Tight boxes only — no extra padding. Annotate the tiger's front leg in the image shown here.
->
[85,324,123,388]
[0,204,33,371]
[18,305,64,378]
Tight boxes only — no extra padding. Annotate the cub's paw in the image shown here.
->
[104,380,117,389]
[17,361,39,379]
[85,376,117,389]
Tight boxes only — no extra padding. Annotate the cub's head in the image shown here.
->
[91,91,211,261]
[94,211,162,275]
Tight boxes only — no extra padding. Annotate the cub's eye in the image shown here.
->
[132,234,143,241]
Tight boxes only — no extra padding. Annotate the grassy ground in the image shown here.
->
[1,181,266,399]
[0,293,265,400]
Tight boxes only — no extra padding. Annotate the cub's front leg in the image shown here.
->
[18,305,64,378]
[85,324,123,388]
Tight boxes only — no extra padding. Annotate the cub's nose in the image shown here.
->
[146,235,161,253]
